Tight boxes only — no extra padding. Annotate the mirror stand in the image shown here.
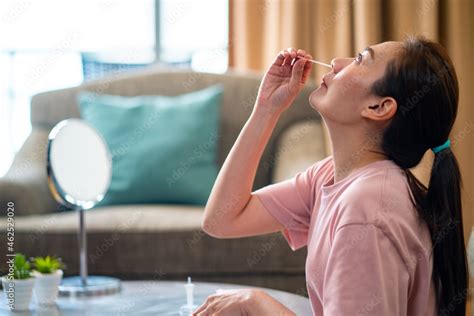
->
[58,206,121,297]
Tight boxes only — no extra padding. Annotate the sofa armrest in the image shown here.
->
[270,120,327,183]
[0,128,61,216]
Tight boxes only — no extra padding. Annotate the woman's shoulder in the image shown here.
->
[336,164,433,272]
[312,155,334,174]
[335,160,405,211]
[338,165,419,225]
[307,155,334,187]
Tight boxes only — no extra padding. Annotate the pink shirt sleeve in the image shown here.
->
[323,223,410,315]
[252,162,317,251]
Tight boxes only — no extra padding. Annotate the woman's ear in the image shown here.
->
[361,97,397,122]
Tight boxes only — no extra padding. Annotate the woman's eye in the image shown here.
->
[354,52,363,64]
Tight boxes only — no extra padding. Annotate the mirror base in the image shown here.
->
[59,275,121,297]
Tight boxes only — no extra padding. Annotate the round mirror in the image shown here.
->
[47,119,120,296]
[47,119,112,209]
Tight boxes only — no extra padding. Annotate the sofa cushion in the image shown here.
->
[0,206,307,293]
[77,84,223,206]
[271,120,327,183]
[9,205,204,233]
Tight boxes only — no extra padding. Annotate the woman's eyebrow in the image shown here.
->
[364,46,375,60]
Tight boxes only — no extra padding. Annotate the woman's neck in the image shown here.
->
[325,122,388,183]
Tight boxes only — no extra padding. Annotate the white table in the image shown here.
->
[0,280,312,315]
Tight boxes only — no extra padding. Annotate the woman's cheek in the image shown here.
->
[334,68,367,97]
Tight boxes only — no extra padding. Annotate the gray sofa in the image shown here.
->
[0,68,326,295]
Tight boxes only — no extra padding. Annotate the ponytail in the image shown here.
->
[404,148,467,315]
[426,149,468,314]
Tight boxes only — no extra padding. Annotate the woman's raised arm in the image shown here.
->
[202,48,312,238]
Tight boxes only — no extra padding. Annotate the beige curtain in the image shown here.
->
[229,0,474,245]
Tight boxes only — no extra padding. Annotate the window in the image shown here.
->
[160,0,228,73]
[0,0,228,176]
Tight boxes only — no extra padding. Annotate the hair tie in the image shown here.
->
[431,139,451,154]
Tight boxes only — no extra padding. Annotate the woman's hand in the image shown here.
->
[254,47,313,117]
[192,288,257,316]
[192,288,296,316]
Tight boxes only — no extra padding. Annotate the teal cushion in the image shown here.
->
[77,85,223,206]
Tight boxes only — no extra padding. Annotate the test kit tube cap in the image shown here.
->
[179,276,198,316]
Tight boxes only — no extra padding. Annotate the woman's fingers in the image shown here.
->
[302,54,313,82]
[273,48,313,80]
[287,47,297,58]
[197,303,217,316]
[290,57,307,86]
[282,50,293,66]
[273,50,291,66]
[282,48,311,66]
[193,294,218,315]
[196,297,227,316]
[192,302,207,315]
[297,49,307,57]
[272,50,286,67]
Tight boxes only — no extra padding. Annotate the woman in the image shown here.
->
[194,36,468,315]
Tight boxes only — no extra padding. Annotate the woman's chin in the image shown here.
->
[309,90,325,110]
[309,97,333,117]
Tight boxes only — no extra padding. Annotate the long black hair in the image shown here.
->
[371,36,468,315]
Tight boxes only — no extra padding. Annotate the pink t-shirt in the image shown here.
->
[253,156,436,316]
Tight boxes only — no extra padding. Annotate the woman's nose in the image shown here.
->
[331,58,351,74]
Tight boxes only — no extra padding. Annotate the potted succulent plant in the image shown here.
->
[1,253,35,311]
[31,255,65,306]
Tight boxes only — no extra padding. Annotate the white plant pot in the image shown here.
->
[1,276,35,311]
[32,269,63,306]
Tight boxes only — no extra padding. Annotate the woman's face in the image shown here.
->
[309,41,402,125]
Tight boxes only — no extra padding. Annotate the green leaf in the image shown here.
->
[13,253,31,279]
[32,255,65,274]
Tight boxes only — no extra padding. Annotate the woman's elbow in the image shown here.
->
[201,216,225,238]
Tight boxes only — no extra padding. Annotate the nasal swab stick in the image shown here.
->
[291,56,332,68]
[305,58,332,68]
[290,55,332,68]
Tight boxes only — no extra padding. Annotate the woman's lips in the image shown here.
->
[321,74,330,88]
[320,79,327,88]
